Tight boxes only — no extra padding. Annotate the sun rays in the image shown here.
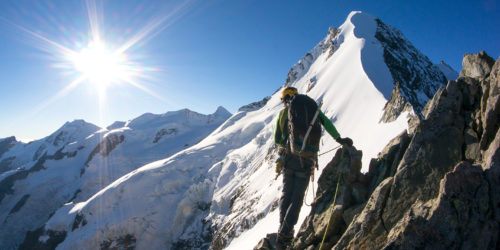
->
[2,0,197,125]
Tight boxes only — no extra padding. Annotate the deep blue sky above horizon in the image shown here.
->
[0,0,498,141]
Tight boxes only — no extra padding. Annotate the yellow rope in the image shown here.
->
[319,172,341,250]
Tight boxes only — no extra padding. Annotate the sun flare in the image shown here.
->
[6,0,187,121]
[70,40,127,90]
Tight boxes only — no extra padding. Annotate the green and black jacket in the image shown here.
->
[274,107,340,148]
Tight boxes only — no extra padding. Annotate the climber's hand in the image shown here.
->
[336,137,353,147]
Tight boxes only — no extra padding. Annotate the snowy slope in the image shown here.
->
[30,11,447,250]
[0,107,230,249]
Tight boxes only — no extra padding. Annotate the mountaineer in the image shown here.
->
[274,86,352,249]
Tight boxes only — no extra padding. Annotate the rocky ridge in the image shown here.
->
[256,51,499,249]
[375,19,447,122]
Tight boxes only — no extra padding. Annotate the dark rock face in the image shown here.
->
[153,128,178,143]
[100,234,136,250]
[479,58,500,150]
[238,97,271,112]
[380,83,414,122]
[85,134,125,165]
[375,19,447,117]
[172,218,213,250]
[292,146,364,249]
[384,161,497,249]
[19,226,67,250]
[259,52,500,250]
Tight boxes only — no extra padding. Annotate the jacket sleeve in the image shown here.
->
[319,111,340,139]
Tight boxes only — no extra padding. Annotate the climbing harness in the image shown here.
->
[319,172,341,250]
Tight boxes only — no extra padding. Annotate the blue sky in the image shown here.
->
[0,0,498,141]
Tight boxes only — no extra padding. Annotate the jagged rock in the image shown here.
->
[254,233,278,250]
[380,83,414,123]
[153,128,178,143]
[479,59,500,150]
[406,113,420,135]
[459,51,495,78]
[85,134,125,164]
[323,27,339,58]
[384,161,498,249]
[483,128,500,224]
[238,97,270,112]
[334,177,393,250]
[381,80,466,240]
[280,53,500,250]
[375,19,447,115]
[290,130,412,250]
[292,146,363,249]
[367,131,410,192]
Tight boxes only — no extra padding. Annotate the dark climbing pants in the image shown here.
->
[279,154,312,236]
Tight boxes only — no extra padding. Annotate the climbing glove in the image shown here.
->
[336,137,353,147]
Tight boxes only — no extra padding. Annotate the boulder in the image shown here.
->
[459,51,495,78]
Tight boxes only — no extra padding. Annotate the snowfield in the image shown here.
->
[0,107,230,249]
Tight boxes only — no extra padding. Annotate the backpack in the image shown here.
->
[287,94,321,158]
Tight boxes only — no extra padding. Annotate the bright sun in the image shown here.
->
[11,0,178,120]
[70,40,127,91]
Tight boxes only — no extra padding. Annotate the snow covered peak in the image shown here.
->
[126,107,231,130]
[373,16,447,114]
[214,106,231,118]
[106,121,126,130]
[45,119,101,147]
[285,10,445,117]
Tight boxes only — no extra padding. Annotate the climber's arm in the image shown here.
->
[319,111,340,139]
